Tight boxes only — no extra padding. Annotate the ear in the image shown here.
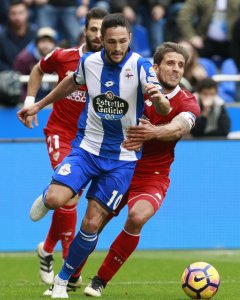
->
[153,63,159,72]
[129,32,132,42]
[83,27,87,37]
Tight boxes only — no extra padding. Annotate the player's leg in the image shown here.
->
[32,135,82,285]
[84,179,168,297]
[51,157,136,298]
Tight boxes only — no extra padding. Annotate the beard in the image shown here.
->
[86,36,102,52]
[160,80,177,91]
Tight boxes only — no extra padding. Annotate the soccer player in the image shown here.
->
[17,13,170,298]
[22,7,108,290]
[84,42,200,297]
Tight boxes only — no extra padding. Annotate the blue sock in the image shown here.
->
[58,229,98,280]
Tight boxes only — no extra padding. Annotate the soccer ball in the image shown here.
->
[181,262,220,299]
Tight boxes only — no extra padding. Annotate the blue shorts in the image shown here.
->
[52,147,136,212]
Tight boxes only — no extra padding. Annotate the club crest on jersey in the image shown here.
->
[124,68,134,78]
[93,91,129,120]
[58,163,71,176]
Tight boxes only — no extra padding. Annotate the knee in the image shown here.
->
[44,190,61,209]
[125,210,146,234]
[81,216,100,234]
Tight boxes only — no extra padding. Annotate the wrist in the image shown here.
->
[24,96,35,107]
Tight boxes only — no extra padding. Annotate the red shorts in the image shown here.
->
[114,173,170,215]
[45,132,72,169]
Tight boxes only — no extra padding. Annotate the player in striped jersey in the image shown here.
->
[84,42,200,297]
[22,7,108,290]
[17,13,170,298]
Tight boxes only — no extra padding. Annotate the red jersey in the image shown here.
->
[40,46,87,141]
[135,86,200,177]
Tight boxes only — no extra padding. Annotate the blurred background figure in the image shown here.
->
[177,0,240,66]
[13,27,57,102]
[0,0,37,71]
[178,40,208,92]
[35,0,81,47]
[138,0,169,55]
[191,78,231,137]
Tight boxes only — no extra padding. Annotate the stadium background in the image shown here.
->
[1,107,240,251]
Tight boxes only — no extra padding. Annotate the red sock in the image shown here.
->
[43,205,77,258]
[97,230,140,283]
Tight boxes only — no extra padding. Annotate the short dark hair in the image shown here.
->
[101,13,131,37]
[153,42,189,65]
[197,78,218,92]
[85,7,109,29]
[9,0,26,7]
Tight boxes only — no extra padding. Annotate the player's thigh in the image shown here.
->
[128,176,169,213]
[52,147,96,195]
[87,161,136,213]
[45,133,72,169]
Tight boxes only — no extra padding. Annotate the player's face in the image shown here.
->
[154,52,185,92]
[85,19,103,52]
[101,26,131,64]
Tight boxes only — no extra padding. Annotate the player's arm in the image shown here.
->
[17,74,79,125]
[145,83,170,116]
[23,62,44,128]
[124,112,195,147]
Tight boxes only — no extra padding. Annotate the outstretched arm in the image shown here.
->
[145,83,170,116]
[23,62,44,128]
[17,75,78,126]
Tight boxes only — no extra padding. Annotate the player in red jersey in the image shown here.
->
[84,42,200,297]
[22,7,108,290]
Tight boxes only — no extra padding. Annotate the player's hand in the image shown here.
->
[125,118,158,142]
[145,83,163,100]
[24,115,39,129]
[17,104,40,126]
[122,138,143,151]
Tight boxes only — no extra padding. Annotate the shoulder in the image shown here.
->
[175,89,200,116]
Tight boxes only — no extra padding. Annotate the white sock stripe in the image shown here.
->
[123,228,141,237]
[79,230,98,242]
[59,207,76,212]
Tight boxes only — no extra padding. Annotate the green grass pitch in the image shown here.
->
[1,250,240,300]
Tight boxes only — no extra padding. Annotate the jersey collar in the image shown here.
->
[165,85,180,100]
[79,43,86,57]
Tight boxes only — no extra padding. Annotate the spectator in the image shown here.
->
[191,78,231,137]
[35,0,81,47]
[177,0,240,64]
[0,0,37,71]
[139,0,171,54]
[178,40,208,92]
[164,0,185,42]
[231,17,240,72]
[13,27,57,102]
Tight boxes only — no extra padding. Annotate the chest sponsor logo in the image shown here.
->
[66,90,86,102]
[93,91,129,120]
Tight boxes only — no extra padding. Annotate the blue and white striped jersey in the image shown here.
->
[73,48,160,161]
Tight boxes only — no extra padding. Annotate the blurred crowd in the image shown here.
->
[0,0,240,118]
